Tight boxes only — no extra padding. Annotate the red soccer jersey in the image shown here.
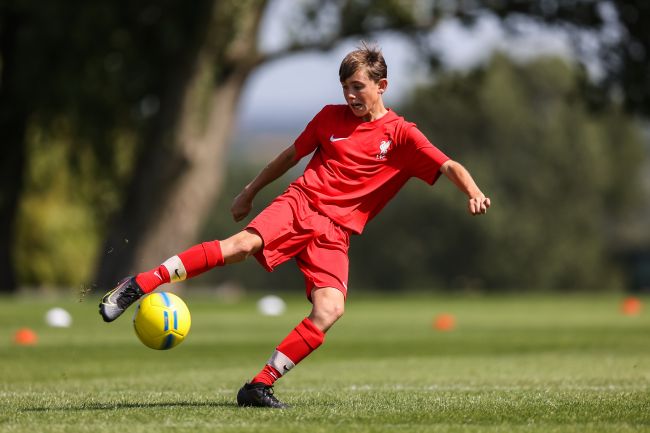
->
[291,104,450,234]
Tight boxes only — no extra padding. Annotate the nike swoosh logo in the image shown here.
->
[174,269,181,279]
[329,134,348,142]
[102,288,119,306]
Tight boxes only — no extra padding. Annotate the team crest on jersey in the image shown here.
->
[376,139,392,160]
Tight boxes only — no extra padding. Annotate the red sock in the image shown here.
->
[135,264,171,293]
[251,318,325,386]
[135,240,224,293]
[252,365,281,386]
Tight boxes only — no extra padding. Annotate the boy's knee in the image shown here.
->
[310,287,345,331]
[327,300,345,320]
[317,301,344,323]
[221,230,262,263]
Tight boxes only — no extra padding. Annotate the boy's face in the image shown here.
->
[341,68,387,121]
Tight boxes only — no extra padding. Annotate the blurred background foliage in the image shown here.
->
[2,0,650,294]
[15,120,137,286]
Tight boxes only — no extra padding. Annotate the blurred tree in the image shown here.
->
[95,0,445,288]
[94,0,267,288]
[0,3,27,291]
[476,0,650,116]
[1,0,216,291]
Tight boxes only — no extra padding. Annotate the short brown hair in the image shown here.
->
[339,42,387,83]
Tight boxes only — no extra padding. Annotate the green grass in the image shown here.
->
[0,292,649,432]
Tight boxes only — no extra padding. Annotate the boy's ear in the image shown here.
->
[378,78,388,93]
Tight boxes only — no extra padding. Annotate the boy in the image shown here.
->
[99,43,490,408]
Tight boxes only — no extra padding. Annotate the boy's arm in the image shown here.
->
[231,144,299,222]
[440,160,491,215]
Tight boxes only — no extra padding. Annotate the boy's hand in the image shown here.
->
[469,195,490,215]
[231,190,254,222]
[229,145,299,223]
[440,160,490,216]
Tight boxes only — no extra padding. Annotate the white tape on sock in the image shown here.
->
[162,255,187,283]
[267,350,295,376]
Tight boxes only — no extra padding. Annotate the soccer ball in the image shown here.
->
[133,292,191,350]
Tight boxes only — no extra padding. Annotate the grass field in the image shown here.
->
[0,292,649,432]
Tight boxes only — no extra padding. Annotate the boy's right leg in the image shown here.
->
[99,230,263,322]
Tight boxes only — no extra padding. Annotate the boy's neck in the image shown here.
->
[361,105,388,122]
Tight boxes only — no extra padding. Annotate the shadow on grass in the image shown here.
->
[23,400,238,412]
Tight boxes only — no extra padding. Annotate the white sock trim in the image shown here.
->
[267,350,295,376]
[162,255,187,283]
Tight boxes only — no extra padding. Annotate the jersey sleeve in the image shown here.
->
[293,106,329,160]
[403,125,450,185]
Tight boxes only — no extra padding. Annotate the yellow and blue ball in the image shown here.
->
[133,292,191,350]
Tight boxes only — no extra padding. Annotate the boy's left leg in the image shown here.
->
[236,287,345,408]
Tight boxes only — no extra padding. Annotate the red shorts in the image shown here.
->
[246,187,350,300]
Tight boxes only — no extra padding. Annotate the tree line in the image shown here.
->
[2,0,649,293]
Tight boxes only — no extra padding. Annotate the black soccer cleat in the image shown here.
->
[99,276,145,322]
[237,382,289,409]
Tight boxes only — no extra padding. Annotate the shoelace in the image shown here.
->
[116,285,141,308]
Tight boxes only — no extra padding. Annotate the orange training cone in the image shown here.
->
[14,328,38,345]
[433,313,456,331]
[621,297,642,316]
